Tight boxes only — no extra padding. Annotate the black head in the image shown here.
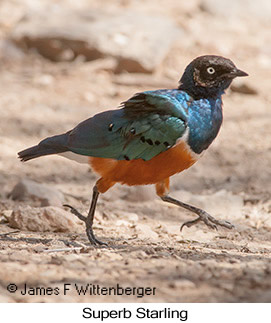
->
[178,55,248,99]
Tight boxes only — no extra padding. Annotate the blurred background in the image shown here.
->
[0,0,271,303]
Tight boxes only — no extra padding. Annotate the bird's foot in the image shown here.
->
[86,226,108,246]
[180,210,234,231]
[63,204,108,246]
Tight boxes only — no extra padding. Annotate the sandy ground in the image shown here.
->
[0,0,271,303]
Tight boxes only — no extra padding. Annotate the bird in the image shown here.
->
[18,55,248,246]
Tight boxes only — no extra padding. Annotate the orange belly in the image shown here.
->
[89,140,198,193]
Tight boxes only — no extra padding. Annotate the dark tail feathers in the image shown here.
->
[18,133,69,162]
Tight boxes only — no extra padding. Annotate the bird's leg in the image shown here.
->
[160,195,234,231]
[64,185,107,246]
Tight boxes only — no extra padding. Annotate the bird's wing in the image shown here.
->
[67,91,189,161]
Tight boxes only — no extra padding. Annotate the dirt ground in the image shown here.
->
[0,0,271,303]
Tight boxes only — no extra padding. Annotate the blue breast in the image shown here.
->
[187,97,223,154]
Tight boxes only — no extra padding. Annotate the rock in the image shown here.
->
[0,209,13,220]
[9,179,64,207]
[10,10,182,73]
[9,206,82,233]
[177,228,217,243]
[200,0,271,23]
[230,82,258,95]
[245,206,271,229]
[115,211,139,222]
[163,224,181,236]
[115,220,131,227]
[136,223,159,240]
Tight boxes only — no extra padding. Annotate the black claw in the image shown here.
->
[180,217,201,231]
[180,223,186,232]
[86,227,108,247]
[180,213,233,232]
[225,221,235,229]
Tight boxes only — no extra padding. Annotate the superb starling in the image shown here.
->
[18,55,248,245]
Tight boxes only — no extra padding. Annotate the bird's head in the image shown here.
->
[179,55,248,99]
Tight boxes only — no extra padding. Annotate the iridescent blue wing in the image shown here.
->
[67,90,190,161]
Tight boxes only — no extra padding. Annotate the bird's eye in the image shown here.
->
[207,67,215,74]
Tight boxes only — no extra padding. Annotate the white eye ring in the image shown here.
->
[207,67,215,74]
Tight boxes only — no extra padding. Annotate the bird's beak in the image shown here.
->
[229,68,249,78]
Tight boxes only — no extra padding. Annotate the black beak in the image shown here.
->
[229,68,248,78]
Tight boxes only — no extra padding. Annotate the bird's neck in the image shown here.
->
[178,82,226,100]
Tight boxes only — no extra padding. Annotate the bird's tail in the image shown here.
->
[18,133,69,162]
